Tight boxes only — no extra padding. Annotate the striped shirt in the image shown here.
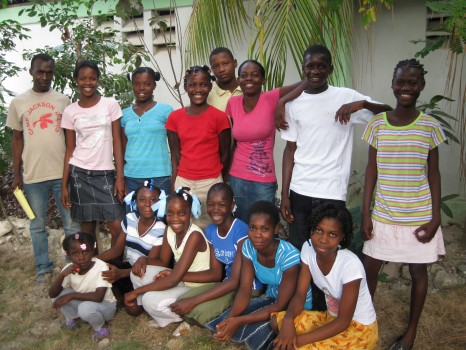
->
[363,112,445,225]
[122,213,165,265]
[242,239,312,309]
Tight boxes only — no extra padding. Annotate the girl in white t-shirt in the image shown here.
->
[49,232,116,342]
[272,203,378,349]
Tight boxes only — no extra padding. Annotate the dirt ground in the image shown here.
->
[0,220,464,350]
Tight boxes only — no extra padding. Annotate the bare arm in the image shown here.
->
[218,128,231,180]
[167,130,180,192]
[335,100,392,125]
[126,231,206,301]
[121,125,128,194]
[273,262,312,349]
[170,240,245,316]
[182,243,223,283]
[361,146,377,241]
[61,129,76,208]
[112,120,125,202]
[280,141,296,223]
[414,147,441,242]
[11,130,24,190]
[53,287,109,309]
[275,81,307,130]
[96,230,126,262]
[215,256,300,342]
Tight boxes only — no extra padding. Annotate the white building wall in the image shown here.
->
[3,0,464,202]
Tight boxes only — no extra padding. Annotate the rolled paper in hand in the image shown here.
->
[13,187,35,220]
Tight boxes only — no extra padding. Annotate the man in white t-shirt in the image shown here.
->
[7,53,80,284]
[279,45,391,251]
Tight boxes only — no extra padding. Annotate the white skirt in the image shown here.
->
[362,219,445,264]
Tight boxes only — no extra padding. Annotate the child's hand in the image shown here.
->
[273,317,297,350]
[214,317,240,342]
[102,264,120,283]
[414,219,440,243]
[154,269,171,281]
[335,100,365,125]
[114,177,125,204]
[280,195,294,223]
[53,293,74,309]
[61,187,71,209]
[62,264,79,277]
[170,298,196,316]
[361,212,374,241]
[131,257,148,278]
[124,290,138,307]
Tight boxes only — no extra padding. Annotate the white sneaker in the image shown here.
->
[147,320,160,328]
[172,321,191,337]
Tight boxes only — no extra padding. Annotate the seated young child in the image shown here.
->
[49,232,117,342]
[169,183,262,335]
[272,203,378,349]
[206,201,312,350]
[123,187,222,329]
[97,180,165,315]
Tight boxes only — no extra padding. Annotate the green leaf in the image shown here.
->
[135,55,142,68]
[440,201,454,218]
[442,194,460,202]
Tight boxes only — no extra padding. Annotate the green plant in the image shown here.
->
[416,95,459,145]
[115,0,185,106]
[19,0,145,107]
[0,19,30,173]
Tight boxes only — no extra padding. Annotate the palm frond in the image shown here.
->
[184,0,249,66]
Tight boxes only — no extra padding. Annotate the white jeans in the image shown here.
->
[130,265,192,327]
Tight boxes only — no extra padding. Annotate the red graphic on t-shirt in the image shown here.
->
[33,113,53,129]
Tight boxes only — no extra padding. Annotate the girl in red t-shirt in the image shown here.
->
[165,66,231,229]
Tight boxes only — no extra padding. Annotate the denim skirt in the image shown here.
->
[69,165,125,222]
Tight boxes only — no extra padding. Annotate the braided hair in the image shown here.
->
[207,182,234,203]
[307,203,353,249]
[128,67,161,82]
[183,65,215,86]
[62,231,96,253]
[393,59,427,83]
[247,200,280,227]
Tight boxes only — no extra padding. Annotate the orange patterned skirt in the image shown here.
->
[272,310,378,349]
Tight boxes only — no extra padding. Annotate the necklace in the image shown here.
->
[134,101,155,120]
[137,218,157,238]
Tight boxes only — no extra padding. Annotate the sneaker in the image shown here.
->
[65,319,77,330]
[172,321,191,337]
[36,274,46,285]
[92,327,110,342]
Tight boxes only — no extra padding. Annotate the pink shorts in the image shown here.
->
[362,220,445,264]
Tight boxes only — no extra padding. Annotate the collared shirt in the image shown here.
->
[207,83,242,112]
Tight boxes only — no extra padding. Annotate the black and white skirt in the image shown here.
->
[69,165,125,222]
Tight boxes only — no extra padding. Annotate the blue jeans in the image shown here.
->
[229,175,277,223]
[24,179,80,275]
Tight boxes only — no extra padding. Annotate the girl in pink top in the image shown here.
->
[61,60,125,249]
[227,60,303,221]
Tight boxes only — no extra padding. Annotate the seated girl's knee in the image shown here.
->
[77,301,98,319]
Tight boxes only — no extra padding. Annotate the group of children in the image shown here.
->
[49,44,445,350]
